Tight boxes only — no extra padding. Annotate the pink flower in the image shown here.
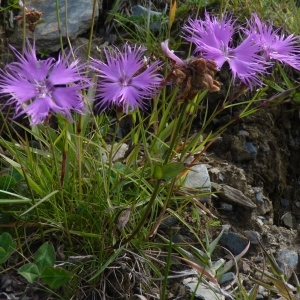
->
[0,40,89,125]
[91,43,163,112]
[183,12,269,88]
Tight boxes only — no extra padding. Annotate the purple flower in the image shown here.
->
[0,40,88,125]
[248,13,300,70]
[161,40,185,66]
[182,12,268,88]
[91,43,163,112]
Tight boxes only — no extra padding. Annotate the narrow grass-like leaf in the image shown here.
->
[217,242,250,279]
[169,0,176,29]
[207,229,224,255]
[258,241,284,277]
[20,190,59,216]
[89,248,123,281]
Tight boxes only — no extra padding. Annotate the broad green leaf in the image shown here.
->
[0,232,16,264]
[34,242,55,273]
[41,266,72,289]
[18,263,40,283]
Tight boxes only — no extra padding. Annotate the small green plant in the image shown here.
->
[18,242,72,289]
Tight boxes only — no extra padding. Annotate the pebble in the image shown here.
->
[245,142,258,159]
[219,272,235,286]
[280,198,289,207]
[244,230,260,244]
[220,202,233,211]
[253,187,263,202]
[281,212,294,228]
[220,232,249,255]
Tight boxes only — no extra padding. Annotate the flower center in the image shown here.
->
[34,79,53,98]
[119,72,132,87]
[221,43,235,62]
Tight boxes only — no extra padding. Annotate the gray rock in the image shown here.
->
[220,232,249,255]
[281,212,295,228]
[219,272,235,286]
[10,0,98,52]
[244,230,260,244]
[245,142,258,159]
[184,164,211,202]
[220,202,233,211]
[253,187,263,202]
[132,5,163,32]
[211,183,256,209]
[277,250,298,270]
[182,279,226,300]
[281,198,289,207]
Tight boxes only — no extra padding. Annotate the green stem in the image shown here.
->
[163,101,189,164]
[111,179,161,248]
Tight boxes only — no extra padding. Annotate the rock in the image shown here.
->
[182,279,226,300]
[281,212,295,228]
[220,202,233,211]
[183,164,211,202]
[219,272,235,286]
[256,197,273,215]
[10,0,99,52]
[211,183,257,209]
[244,230,260,244]
[132,5,163,32]
[100,143,129,163]
[245,142,258,159]
[220,232,249,255]
[281,198,289,207]
[253,187,263,202]
[277,250,298,270]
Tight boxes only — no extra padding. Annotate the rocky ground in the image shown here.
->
[1,0,300,299]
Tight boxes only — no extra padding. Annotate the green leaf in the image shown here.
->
[34,242,55,273]
[0,232,16,264]
[160,162,185,180]
[18,263,40,283]
[207,229,224,255]
[40,266,72,289]
[152,164,163,179]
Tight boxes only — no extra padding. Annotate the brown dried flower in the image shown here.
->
[161,40,221,102]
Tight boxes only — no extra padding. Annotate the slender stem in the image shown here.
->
[76,116,83,203]
[86,0,98,61]
[163,101,188,164]
[55,0,64,52]
[109,179,161,249]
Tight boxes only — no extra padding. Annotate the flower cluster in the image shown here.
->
[0,41,88,125]
[182,12,300,89]
[1,11,300,124]
[0,41,163,124]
